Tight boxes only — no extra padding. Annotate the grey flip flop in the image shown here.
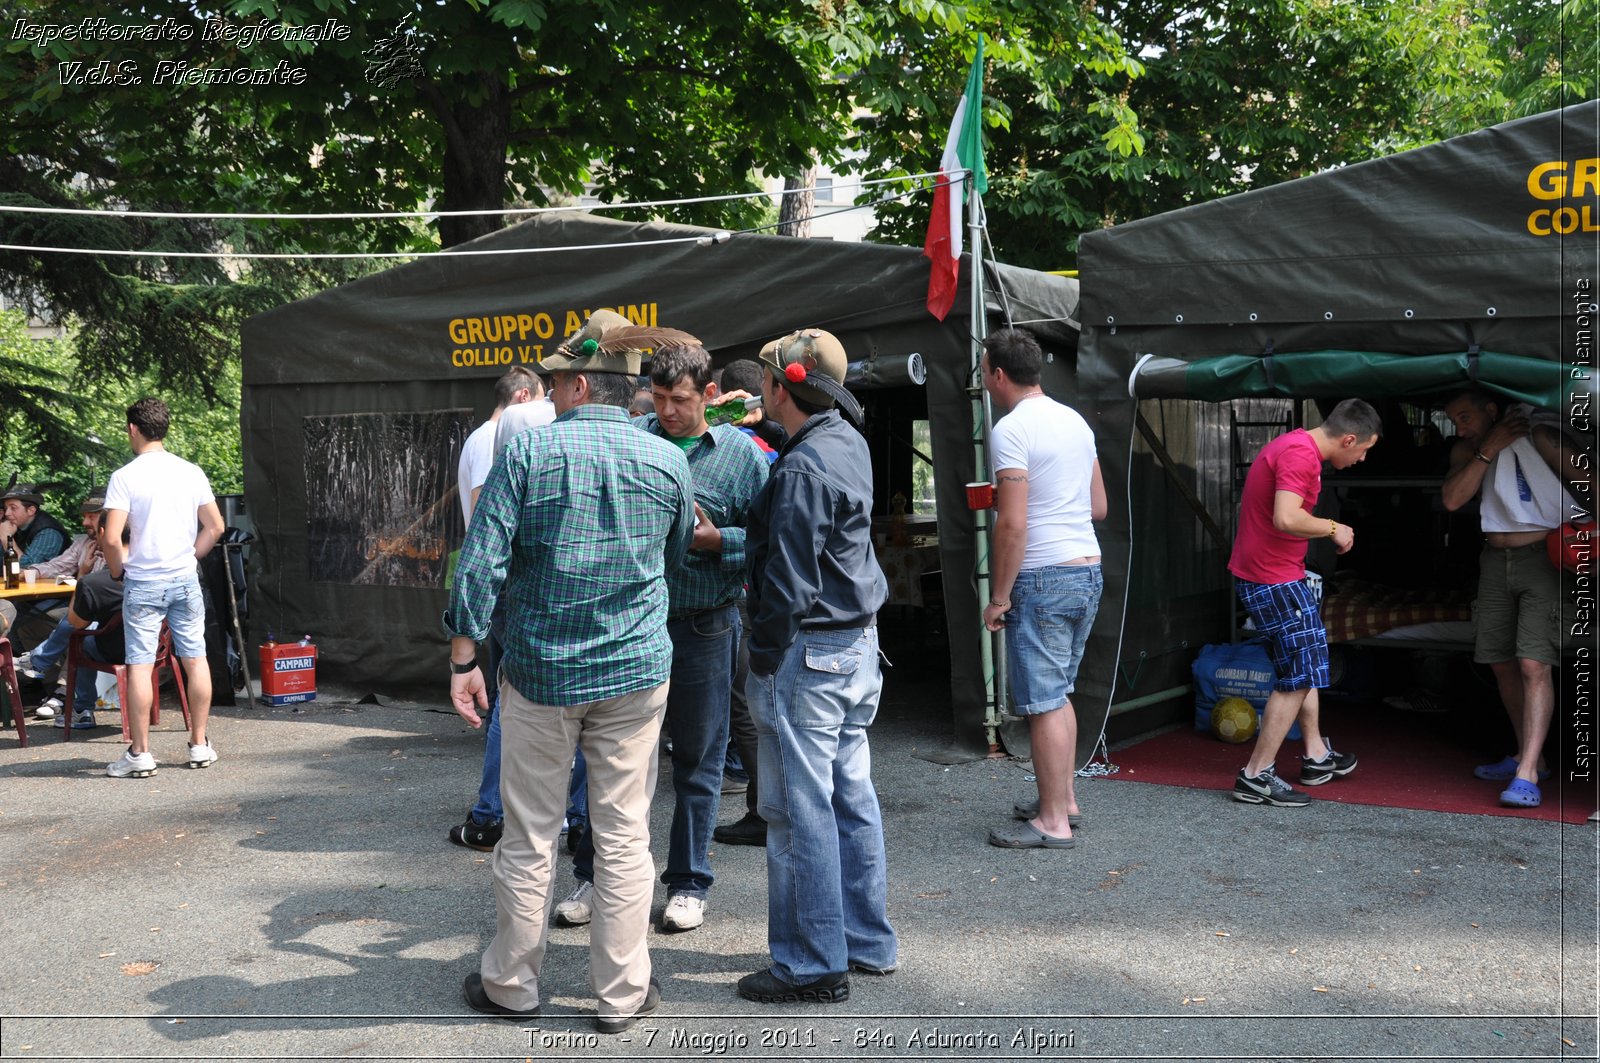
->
[988,819,1076,849]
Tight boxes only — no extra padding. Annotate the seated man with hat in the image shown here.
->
[17,489,112,716]
[1,482,69,570]
[2,482,76,673]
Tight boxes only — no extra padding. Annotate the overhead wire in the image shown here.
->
[0,174,937,260]
[0,171,944,221]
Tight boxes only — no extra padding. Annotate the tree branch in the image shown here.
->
[412,78,473,168]
[507,124,579,144]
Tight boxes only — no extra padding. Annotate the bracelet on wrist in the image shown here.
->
[1475,449,1492,465]
[989,598,1011,609]
[449,658,479,675]
[1328,519,1338,539]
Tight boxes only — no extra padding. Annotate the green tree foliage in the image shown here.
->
[0,310,243,521]
[2,0,854,246]
[0,0,859,425]
[854,0,1515,269]
[1490,0,1599,116]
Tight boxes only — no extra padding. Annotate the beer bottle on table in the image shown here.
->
[4,537,19,590]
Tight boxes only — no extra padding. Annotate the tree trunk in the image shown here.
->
[777,169,816,237]
[436,74,512,248]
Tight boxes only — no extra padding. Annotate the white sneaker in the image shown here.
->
[553,881,594,926]
[187,742,218,769]
[661,893,705,931]
[107,748,157,779]
[33,694,61,719]
[16,653,47,682]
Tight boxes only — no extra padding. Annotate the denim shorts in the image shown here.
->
[123,575,207,664]
[1005,564,1103,716]
[1234,577,1329,691]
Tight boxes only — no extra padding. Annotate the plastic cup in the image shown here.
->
[965,482,995,510]
[22,570,35,586]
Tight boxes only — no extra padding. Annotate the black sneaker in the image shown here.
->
[1300,743,1358,786]
[736,968,849,1004]
[1232,766,1312,806]
[448,818,502,851]
[712,812,767,847]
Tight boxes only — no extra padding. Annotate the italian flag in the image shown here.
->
[923,36,988,321]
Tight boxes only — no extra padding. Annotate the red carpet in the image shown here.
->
[1109,701,1594,824]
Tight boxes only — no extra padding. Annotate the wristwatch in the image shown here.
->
[449,657,479,675]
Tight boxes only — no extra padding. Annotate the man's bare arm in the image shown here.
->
[195,501,225,559]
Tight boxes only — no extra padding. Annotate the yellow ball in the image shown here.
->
[1210,696,1259,744]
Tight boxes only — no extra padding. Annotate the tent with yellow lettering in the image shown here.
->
[240,212,1079,754]
[1068,100,1597,755]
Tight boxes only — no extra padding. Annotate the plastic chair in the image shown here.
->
[61,615,190,743]
[0,636,29,748]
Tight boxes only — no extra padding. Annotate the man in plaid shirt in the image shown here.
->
[553,341,769,933]
[445,313,695,1034]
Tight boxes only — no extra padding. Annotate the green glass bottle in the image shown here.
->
[705,395,762,427]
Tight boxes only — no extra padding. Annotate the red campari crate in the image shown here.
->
[260,638,317,706]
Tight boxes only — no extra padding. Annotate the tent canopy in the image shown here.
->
[241,212,1079,754]
[1081,101,1597,363]
[1070,101,1597,762]
[1133,350,1592,409]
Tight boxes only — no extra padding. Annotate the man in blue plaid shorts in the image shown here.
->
[1228,399,1381,805]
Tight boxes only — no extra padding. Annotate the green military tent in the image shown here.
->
[1071,101,1597,758]
[240,212,1081,754]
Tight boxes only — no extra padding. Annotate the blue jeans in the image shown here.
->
[749,625,896,982]
[568,748,589,826]
[469,610,506,827]
[660,605,738,897]
[72,635,108,714]
[27,613,75,673]
[574,605,737,895]
[1005,563,1103,715]
[123,575,206,662]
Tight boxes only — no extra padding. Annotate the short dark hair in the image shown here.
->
[1321,398,1383,441]
[649,344,713,391]
[580,370,636,409]
[983,328,1043,386]
[720,358,764,397]
[493,366,538,408]
[127,397,171,441]
[97,510,131,545]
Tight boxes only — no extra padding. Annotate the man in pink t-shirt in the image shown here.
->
[1228,399,1381,807]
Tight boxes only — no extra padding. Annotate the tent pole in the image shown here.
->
[967,180,1004,749]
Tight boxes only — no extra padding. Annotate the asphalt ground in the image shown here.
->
[0,663,1595,1063]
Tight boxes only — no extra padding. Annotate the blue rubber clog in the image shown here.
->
[1499,778,1542,808]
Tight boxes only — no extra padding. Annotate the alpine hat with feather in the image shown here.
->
[541,309,700,376]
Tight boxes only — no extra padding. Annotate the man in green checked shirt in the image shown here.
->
[444,313,696,1035]
[553,340,769,934]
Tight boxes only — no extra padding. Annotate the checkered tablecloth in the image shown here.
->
[1321,578,1473,643]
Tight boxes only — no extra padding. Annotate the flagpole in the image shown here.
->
[967,178,1005,749]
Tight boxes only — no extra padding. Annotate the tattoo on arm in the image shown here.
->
[998,473,1027,484]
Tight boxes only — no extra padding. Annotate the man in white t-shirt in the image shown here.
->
[102,397,227,779]
[458,367,539,527]
[979,329,1107,850]
[494,382,556,453]
[449,365,547,852]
